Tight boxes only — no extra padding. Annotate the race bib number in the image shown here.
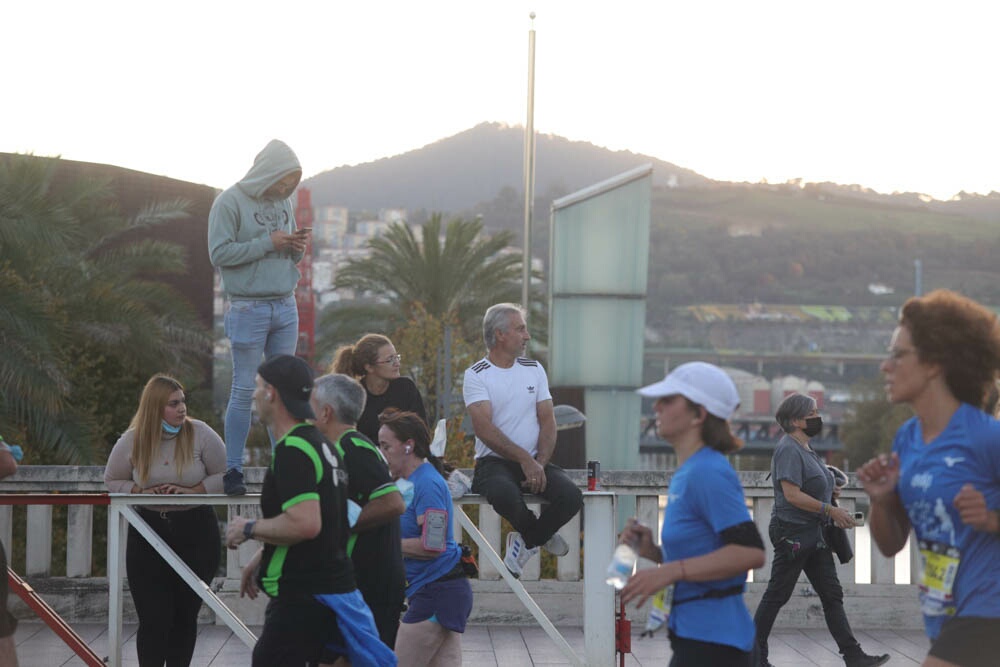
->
[918,538,960,617]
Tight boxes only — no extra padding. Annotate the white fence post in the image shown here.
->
[753,497,773,583]
[478,505,502,580]
[66,504,93,577]
[555,513,581,581]
[835,496,857,584]
[26,504,52,575]
[521,502,542,581]
[583,492,615,667]
[107,505,126,667]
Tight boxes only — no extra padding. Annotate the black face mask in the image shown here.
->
[803,416,823,438]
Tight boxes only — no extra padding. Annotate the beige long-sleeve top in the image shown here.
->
[104,419,226,510]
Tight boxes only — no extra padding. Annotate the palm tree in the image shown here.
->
[318,213,527,357]
[0,154,210,463]
[316,213,539,423]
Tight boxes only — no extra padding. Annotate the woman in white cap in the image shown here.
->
[620,361,765,667]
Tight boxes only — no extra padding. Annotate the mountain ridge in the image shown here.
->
[303,121,709,213]
[303,121,999,219]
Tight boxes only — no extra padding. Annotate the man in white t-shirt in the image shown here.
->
[463,303,583,577]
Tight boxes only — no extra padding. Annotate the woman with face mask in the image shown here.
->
[751,393,889,667]
[103,374,226,667]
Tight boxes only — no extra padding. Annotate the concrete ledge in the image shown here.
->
[9,577,923,631]
[743,583,922,631]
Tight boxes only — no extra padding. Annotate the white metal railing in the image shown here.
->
[0,466,920,586]
[105,495,258,667]
[0,465,922,666]
[99,491,619,666]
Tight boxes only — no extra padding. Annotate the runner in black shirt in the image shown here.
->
[226,355,395,667]
[312,373,406,649]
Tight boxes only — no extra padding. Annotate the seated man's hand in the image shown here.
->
[520,458,546,494]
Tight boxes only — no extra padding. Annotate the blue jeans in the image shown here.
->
[752,516,862,665]
[223,296,299,471]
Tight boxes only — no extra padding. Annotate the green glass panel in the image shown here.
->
[549,298,645,386]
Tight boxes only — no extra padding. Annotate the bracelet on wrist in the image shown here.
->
[243,520,256,542]
[678,559,687,581]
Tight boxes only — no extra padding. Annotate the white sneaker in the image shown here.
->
[542,533,569,557]
[504,532,539,578]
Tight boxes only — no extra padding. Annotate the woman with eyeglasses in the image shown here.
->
[858,289,1000,667]
[331,333,427,443]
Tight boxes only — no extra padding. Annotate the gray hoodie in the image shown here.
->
[208,140,304,299]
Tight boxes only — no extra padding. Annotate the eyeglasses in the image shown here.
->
[375,354,402,365]
[885,348,917,364]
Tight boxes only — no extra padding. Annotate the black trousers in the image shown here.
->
[472,457,583,548]
[126,505,220,667]
[752,517,862,665]
[254,596,342,667]
[669,632,751,667]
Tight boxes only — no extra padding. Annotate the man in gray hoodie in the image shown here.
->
[208,139,310,495]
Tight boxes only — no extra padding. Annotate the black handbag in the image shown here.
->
[824,499,854,564]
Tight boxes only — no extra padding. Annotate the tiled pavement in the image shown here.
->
[13,621,928,666]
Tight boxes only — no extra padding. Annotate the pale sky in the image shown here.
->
[2,0,997,200]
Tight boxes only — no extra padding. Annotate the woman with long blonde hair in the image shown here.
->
[104,374,226,667]
[331,333,426,443]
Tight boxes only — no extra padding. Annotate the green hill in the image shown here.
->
[302,122,1000,311]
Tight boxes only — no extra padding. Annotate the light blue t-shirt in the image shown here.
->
[400,461,461,597]
[661,446,755,651]
[893,402,1000,639]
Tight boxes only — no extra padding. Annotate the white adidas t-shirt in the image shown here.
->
[463,357,552,460]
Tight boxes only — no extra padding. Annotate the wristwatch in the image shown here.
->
[243,520,256,542]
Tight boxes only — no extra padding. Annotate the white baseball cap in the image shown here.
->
[636,362,740,420]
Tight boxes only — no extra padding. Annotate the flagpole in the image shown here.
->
[521,11,536,311]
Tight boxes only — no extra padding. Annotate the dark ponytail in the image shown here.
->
[377,409,452,478]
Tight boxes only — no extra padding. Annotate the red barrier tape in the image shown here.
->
[0,494,110,506]
[2,493,110,664]
[8,567,105,666]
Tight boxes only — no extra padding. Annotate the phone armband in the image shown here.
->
[421,508,449,552]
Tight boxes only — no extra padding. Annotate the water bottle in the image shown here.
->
[605,541,639,589]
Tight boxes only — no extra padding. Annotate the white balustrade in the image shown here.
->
[0,466,920,586]
[0,464,922,648]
